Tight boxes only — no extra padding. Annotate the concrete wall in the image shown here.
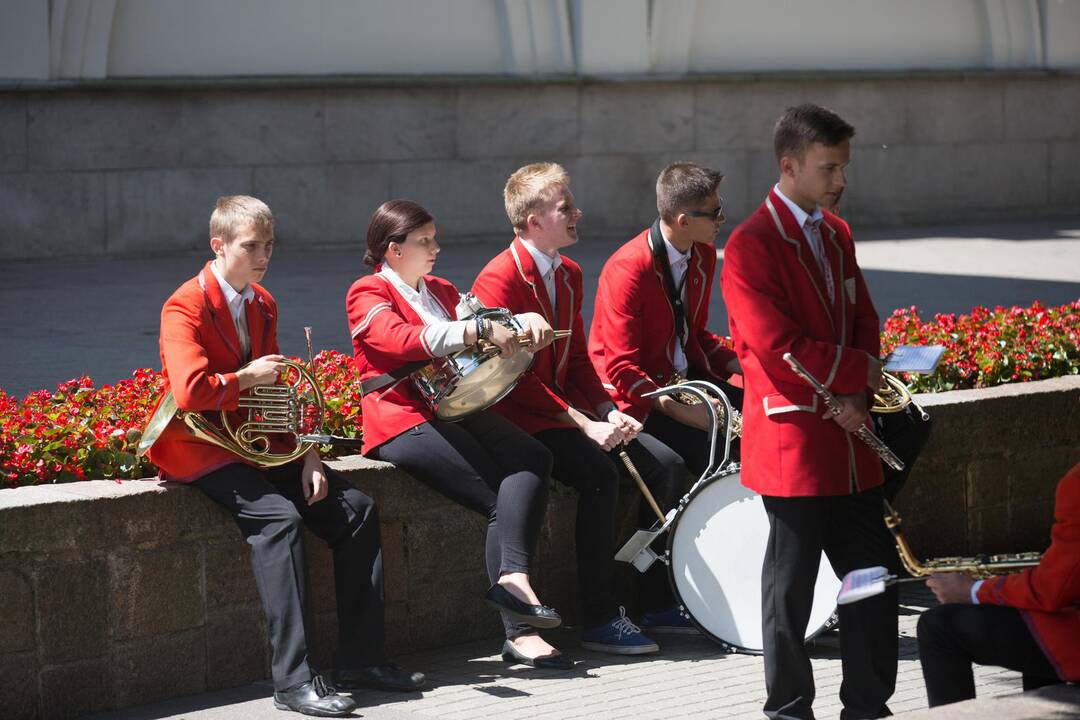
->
[1,73,1079,260]
[0,375,1077,719]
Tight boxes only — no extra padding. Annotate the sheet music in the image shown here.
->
[884,345,946,374]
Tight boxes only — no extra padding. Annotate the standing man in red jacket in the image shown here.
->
[473,162,696,652]
[588,162,742,477]
[918,461,1080,706]
[720,105,896,720]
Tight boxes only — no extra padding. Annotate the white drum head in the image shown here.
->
[668,468,840,653]
[435,351,533,420]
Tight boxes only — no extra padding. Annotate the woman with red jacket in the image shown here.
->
[346,199,570,668]
[918,460,1080,706]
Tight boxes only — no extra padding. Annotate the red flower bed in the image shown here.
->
[881,300,1080,392]
[1,350,362,487]
[2,300,1077,486]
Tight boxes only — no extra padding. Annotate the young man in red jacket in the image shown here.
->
[918,460,1080,706]
[720,105,896,720]
[149,196,422,717]
[472,163,697,652]
[588,162,742,477]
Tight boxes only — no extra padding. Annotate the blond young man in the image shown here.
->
[472,164,697,658]
[148,196,422,717]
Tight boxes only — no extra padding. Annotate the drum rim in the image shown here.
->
[663,462,838,654]
[434,351,535,421]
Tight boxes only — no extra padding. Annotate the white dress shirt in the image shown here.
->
[521,239,562,314]
[774,184,834,303]
[660,229,691,376]
[378,265,469,357]
[210,261,255,358]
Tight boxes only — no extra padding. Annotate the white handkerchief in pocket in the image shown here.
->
[845,277,856,303]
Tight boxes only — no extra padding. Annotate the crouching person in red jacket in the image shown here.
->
[918,461,1080,706]
[149,196,422,718]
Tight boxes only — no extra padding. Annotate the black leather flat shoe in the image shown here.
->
[273,675,356,717]
[335,663,425,692]
[485,584,562,629]
[501,639,574,669]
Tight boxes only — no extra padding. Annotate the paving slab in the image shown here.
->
[81,585,1028,720]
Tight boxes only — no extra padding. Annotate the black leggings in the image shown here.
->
[373,410,552,639]
[917,603,1061,707]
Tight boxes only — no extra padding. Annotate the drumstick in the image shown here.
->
[477,329,572,354]
[514,329,572,347]
[617,443,666,523]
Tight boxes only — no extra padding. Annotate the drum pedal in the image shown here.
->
[614,511,676,572]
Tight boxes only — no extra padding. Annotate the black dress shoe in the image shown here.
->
[485,584,562,629]
[273,675,356,717]
[501,640,574,669]
[335,663,426,692]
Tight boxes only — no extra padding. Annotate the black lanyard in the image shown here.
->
[649,219,687,347]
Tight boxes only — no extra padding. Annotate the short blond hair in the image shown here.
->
[209,195,275,243]
[504,163,570,232]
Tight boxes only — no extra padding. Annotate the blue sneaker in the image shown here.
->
[639,606,701,635]
[581,606,660,655]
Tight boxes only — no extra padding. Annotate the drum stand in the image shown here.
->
[614,381,737,572]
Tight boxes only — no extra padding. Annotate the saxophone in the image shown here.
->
[883,499,1042,578]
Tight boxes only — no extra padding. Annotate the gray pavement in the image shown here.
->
[81,585,1029,720]
[2,217,1078,398]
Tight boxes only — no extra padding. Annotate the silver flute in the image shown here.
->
[782,352,905,472]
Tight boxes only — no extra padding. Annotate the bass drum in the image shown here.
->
[666,464,840,654]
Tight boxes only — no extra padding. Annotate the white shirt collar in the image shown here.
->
[379,263,424,303]
[378,264,450,321]
[774,184,824,229]
[209,261,254,316]
[520,238,562,279]
[658,225,691,268]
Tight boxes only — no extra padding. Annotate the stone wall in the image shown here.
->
[2,73,1079,260]
[0,375,1077,719]
[892,375,1080,558]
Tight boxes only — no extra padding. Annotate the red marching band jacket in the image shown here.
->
[471,238,612,434]
[720,188,883,497]
[977,461,1080,682]
[345,270,462,454]
[588,227,737,422]
[148,261,293,483]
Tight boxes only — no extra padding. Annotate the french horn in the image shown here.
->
[137,358,326,468]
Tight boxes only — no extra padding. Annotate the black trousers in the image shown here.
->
[534,428,687,626]
[917,603,1061,707]
[194,461,384,691]
[373,410,552,639]
[761,489,898,720]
